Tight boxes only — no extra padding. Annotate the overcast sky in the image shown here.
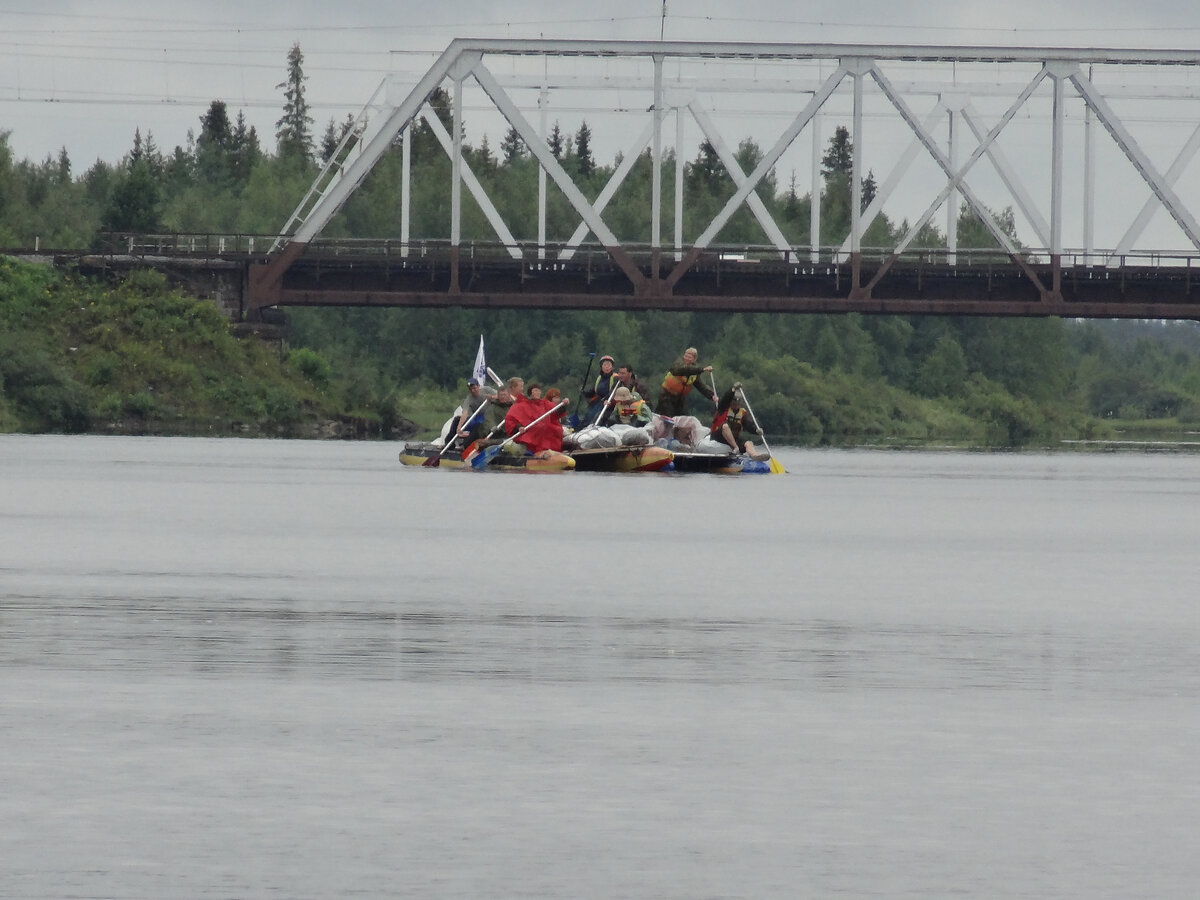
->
[3,0,1199,249]
[3,0,1195,165]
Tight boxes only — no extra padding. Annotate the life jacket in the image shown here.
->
[615,399,646,423]
[592,373,617,399]
[662,369,698,396]
[712,405,745,434]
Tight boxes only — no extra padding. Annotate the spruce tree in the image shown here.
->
[275,43,314,162]
[500,125,525,163]
[320,118,340,164]
[574,121,594,176]
[229,111,261,183]
[103,156,161,232]
[196,100,233,182]
[821,125,853,177]
[688,140,724,192]
[548,121,564,159]
[55,147,71,184]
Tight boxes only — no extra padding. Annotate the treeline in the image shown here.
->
[4,46,1200,443]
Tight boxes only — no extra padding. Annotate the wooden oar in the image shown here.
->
[424,398,490,467]
[469,400,568,470]
[734,386,786,474]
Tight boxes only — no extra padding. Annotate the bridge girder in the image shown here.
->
[248,39,1200,319]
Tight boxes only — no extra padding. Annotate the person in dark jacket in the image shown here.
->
[655,347,716,417]
[616,364,652,402]
[450,377,489,443]
[583,355,619,424]
[711,383,765,457]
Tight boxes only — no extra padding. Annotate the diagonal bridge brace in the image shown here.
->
[862,63,1055,302]
[662,64,851,293]
[1068,68,1200,255]
[470,60,649,294]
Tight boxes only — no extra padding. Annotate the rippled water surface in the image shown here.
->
[4,435,1200,898]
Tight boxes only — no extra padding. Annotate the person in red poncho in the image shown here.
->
[503,382,564,454]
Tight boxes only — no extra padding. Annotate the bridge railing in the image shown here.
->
[90,232,1200,274]
[95,232,281,259]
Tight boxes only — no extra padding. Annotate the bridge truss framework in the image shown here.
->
[248,39,1200,320]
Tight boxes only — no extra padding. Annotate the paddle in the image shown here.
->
[469,400,568,470]
[424,398,490,467]
[573,351,597,421]
[590,380,621,427]
[462,414,509,460]
[734,386,787,474]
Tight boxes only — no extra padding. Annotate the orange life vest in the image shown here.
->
[615,399,646,422]
[661,370,698,396]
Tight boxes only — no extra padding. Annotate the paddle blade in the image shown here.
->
[421,455,441,467]
[768,456,787,475]
[470,444,502,469]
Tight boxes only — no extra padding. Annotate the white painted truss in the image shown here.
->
[272,39,1200,278]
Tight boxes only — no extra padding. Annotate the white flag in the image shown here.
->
[472,335,488,385]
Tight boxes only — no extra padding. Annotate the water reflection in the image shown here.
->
[6,596,1197,698]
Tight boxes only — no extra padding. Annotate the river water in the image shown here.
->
[3,434,1199,898]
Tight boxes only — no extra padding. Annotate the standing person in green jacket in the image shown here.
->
[655,347,716,418]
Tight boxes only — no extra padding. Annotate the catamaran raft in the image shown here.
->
[399,340,786,474]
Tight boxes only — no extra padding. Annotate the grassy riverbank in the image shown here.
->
[0,257,421,438]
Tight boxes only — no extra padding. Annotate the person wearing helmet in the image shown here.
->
[583,354,619,424]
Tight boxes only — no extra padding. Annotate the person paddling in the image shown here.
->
[583,355,619,424]
[655,346,716,418]
[711,382,767,458]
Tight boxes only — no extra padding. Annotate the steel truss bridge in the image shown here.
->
[228,40,1200,319]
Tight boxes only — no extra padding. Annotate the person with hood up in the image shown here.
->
[504,381,565,454]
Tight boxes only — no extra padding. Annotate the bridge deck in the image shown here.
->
[271,245,1200,320]
[68,236,1200,321]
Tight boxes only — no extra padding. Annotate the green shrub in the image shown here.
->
[124,391,156,417]
[0,331,91,432]
[120,268,170,297]
[288,347,332,389]
[83,353,118,387]
[961,374,1046,446]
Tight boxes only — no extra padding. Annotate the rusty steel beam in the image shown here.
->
[246,240,309,313]
[273,288,1200,320]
